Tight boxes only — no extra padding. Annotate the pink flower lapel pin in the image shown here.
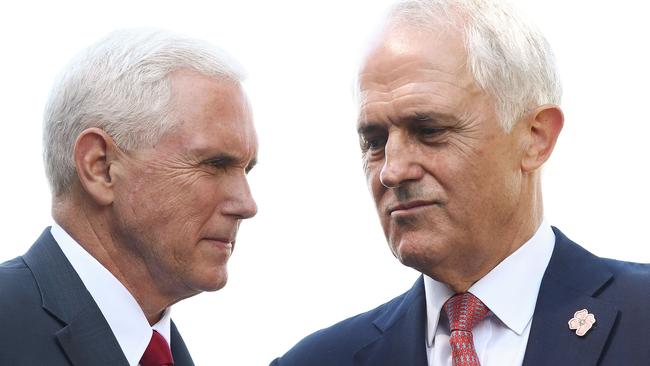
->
[568,309,596,336]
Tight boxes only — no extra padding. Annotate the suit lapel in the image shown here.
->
[23,229,129,366]
[523,228,618,366]
[354,277,428,366]
[56,306,130,365]
[170,321,195,366]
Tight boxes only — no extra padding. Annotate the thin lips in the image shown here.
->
[387,200,436,214]
[205,237,235,253]
[204,237,234,244]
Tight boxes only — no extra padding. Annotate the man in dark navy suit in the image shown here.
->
[0,28,258,365]
[272,0,650,365]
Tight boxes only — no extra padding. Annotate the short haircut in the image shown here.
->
[383,0,562,131]
[43,28,245,196]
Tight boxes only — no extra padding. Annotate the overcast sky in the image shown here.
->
[1,1,648,364]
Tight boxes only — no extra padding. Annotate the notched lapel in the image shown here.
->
[523,290,618,366]
[353,277,428,366]
[170,321,195,366]
[24,229,129,366]
[523,228,619,366]
[56,305,129,366]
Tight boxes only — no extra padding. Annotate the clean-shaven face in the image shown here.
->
[357,24,528,284]
[110,69,258,299]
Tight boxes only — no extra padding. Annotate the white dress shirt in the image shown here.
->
[51,223,172,366]
[424,220,555,366]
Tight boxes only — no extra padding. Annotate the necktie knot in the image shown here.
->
[443,292,489,366]
[140,330,174,366]
[444,292,489,332]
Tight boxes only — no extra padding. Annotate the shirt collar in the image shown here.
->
[424,219,555,347]
[51,223,172,366]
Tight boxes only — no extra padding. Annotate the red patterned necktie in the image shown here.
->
[140,330,174,366]
[443,292,489,366]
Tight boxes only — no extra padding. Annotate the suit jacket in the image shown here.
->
[271,228,650,366]
[0,228,195,366]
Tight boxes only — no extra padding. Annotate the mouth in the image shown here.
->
[387,200,439,216]
[203,237,234,251]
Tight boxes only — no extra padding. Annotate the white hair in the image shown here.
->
[43,28,246,196]
[383,0,562,131]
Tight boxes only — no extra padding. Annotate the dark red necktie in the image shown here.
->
[140,330,174,366]
[443,292,489,366]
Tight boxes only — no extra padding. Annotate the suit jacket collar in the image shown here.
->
[351,227,617,366]
[22,228,195,366]
[353,277,428,366]
[171,321,195,366]
[522,227,618,366]
[23,228,129,365]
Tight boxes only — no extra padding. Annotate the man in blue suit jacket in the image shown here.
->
[0,229,195,365]
[272,0,650,365]
[0,28,258,365]
[273,229,650,365]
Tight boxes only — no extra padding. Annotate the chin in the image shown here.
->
[201,279,228,292]
[391,235,448,274]
[206,281,228,292]
[194,267,229,292]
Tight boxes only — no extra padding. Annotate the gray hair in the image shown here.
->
[384,0,562,131]
[43,28,246,196]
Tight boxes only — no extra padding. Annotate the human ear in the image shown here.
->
[73,128,116,205]
[521,105,564,172]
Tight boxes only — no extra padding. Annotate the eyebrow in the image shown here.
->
[204,154,237,165]
[204,154,258,173]
[403,111,461,125]
[357,123,385,136]
[358,111,461,134]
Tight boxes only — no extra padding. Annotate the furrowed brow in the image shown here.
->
[357,122,385,136]
[204,154,239,166]
[205,154,257,174]
[401,111,461,125]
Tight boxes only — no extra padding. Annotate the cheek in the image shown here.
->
[444,149,516,223]
[364,160,382,193]
[129,180,179,218]
[122,177,159,222]
[125,173,214,234]
[365,166,394,240]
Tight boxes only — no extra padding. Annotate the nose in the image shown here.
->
[225,175,258,219]
[379,134,424,188]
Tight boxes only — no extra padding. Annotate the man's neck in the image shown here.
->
[426,183,544,293]
[52,195,180,324]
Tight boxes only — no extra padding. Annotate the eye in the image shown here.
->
[206,159,227,169]
[359,134,387,152]
[202,155,237,172]
[416,126,444,137]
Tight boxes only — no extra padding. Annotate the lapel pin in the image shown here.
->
[568,309,596,336]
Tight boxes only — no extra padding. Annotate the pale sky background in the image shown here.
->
[0,1,648,365]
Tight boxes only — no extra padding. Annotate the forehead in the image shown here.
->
[163,69,257,156]
[357,24,480,124]
[362,22,467,76]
